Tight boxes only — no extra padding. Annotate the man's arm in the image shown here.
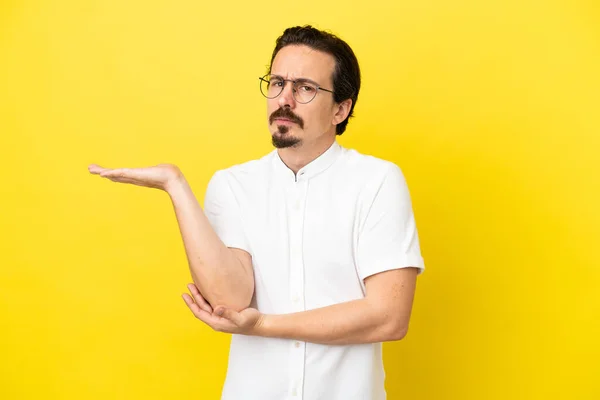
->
[186,267,418,345]
[258,267,417,345]
[88,163,254,311]
[167,175,254,312]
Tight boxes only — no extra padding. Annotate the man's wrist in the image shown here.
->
[253,313,274,337]
[165,171,187,196]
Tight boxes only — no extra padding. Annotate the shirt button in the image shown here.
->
[292,295,299,303]
[292,388,297,396]
[295,341,301,348]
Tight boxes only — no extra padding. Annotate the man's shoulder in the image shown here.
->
[339,146,402,182]
[208,150,275,186]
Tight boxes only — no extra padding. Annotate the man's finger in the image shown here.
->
[182,293,212,321]
[183,295,236,333]
[88,164,106,174]
[106,177,136,185]
[100,168,131,178]
[215,307,243,326]
[187,283,213,313]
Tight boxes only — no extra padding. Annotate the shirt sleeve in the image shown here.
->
[356,163,425,281]
[203,170,251,254]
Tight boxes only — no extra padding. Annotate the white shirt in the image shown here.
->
[204,140,425,400]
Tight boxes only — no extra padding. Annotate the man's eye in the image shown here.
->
[271,80,283,87]
[300,85,315,92]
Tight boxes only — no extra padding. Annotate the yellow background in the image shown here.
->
[1,0,599,398]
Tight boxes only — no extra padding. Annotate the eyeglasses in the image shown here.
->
[259,74,334,104]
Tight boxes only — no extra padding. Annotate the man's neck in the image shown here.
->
[277,136,336,175]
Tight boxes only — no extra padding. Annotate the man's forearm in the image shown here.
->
[166,176,253,311]
[256,298,407,345]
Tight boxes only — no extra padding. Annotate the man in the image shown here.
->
[89,25,425,400]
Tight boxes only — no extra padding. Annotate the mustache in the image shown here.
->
[269,108,304,129]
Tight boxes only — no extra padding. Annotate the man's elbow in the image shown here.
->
[223,294,253,312]
[390,325,409,341]
[207,289,253,312]
[382,320,409,342]
[192,273,254,312]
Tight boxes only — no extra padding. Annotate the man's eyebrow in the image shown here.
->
[270,74,321,86]
[296,77,321,86]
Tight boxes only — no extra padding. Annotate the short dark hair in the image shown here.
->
[268,25,361,135]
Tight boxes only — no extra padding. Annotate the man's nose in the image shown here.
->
[278,81,296,109]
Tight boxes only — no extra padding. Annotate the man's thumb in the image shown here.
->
[215,307,241,324]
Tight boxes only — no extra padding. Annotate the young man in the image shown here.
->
[89,25,425,400]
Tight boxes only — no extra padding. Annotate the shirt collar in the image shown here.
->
[272,140,342,182]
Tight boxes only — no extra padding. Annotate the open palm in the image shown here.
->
[88,163,182,191]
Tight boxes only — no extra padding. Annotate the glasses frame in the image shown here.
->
[259,74,334,104]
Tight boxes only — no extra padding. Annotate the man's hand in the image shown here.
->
[182,283,264,335]
[88,163,183,192]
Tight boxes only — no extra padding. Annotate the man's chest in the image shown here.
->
[237,179,369,310]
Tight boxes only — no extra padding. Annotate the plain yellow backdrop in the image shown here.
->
[1,0,599,399]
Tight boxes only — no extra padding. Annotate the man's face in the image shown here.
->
[267,45,338,149]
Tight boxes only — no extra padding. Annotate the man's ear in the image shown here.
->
[332,99,353,126]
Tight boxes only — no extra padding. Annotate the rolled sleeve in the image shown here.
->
[356,163,425,281]
[204,170,251,254]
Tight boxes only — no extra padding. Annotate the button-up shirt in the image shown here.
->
[204,140,425,400]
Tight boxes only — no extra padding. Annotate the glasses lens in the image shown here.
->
[260,75,283,99]
[293,81,318,104]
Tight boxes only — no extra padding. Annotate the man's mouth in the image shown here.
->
[274,118,296,125]
[269,108,304,128]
